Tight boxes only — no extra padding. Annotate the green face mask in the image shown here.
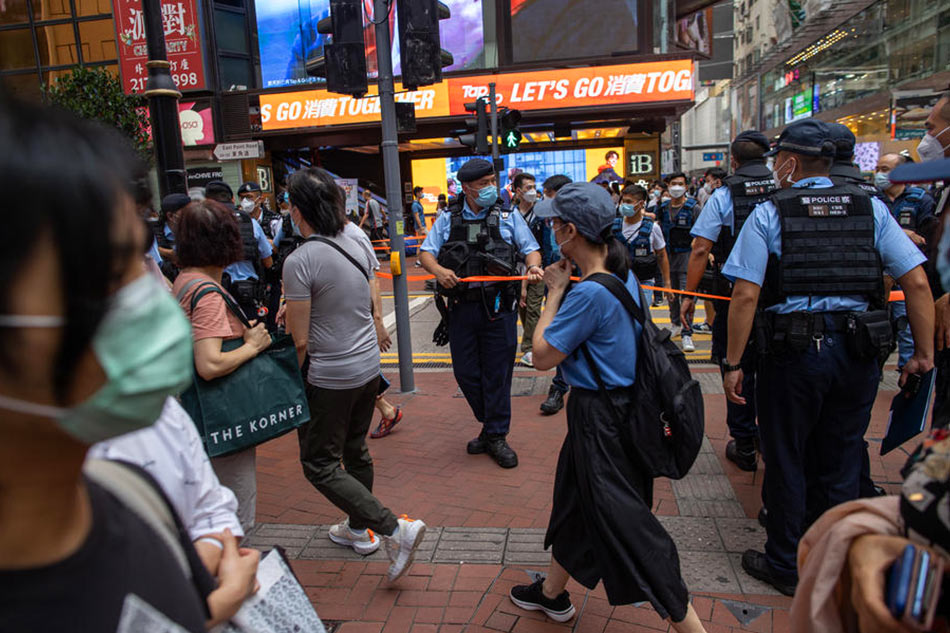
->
[0,273,194,444]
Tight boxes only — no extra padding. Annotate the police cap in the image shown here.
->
[456,158,494,183]
[732,130,770,152]
[237,181,262,195]
[889,157,950,184]
[826,122,856,161]
[205,180,233,200]
[534,182,615,244]
[765,119,835,158]
[161,193,191,216]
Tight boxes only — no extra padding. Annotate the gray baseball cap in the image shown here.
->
[532,182,615,244]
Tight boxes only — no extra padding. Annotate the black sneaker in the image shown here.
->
[509,579,575,622]
[540,388,564,415]
[466,432,488,455]
[741,550,798,596]
[726,439,757,472]
[486,435,518,468]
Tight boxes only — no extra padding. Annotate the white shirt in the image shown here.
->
[621,217,667,253]
[87,398,243,540]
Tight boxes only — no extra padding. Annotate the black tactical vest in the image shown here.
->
[830,163,883,201]
[235,210,260,263]
[436,201,518,280]
[274,213,303,270]
[712,161,776,263]
[259,208,281,239]
[761,184,884,309]
[148,218,174,250]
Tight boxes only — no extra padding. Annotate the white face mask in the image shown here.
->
[703,182,713,193]
[668,185,686,199]
[239,197,255,213]
[522,190,538,204]
[772,158,797,188]
[917,126,950,163]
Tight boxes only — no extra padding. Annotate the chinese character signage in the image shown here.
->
[260,59,694,131]
[112,0,207,94]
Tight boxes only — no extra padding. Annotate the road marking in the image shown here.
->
[383,296,429,330]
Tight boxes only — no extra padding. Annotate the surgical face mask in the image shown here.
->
[772,158,797,188]
[703,182,713,194]
[239,197,255,213]
[874,171,892,191]
[619,203,637,217]
[552,222,573,250]
[0,274,194,444]
[917,127,950,163]
[522,189,538,204]
[476,185,498,208]
[669,185,686,199]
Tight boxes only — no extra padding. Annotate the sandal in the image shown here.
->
[370,407,402,439]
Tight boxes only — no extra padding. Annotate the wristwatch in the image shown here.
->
[721,360,742,373]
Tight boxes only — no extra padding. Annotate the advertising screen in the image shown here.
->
[255,0,485,90]
[510,0,638,64]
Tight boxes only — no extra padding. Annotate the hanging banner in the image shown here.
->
[112,0,207,94]
[260,59,694,131]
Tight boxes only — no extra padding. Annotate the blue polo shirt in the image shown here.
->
[163,224,175,245]
[722,177,926,314]
[691,185,733,242]
[224,216,273,282]
[420,200,540,258]
[544,271,643,390]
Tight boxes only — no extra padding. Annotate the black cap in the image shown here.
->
[533,182,615,244]
[733,130,770,152]
[205,180,233,199]
[161,193,191,215]
[826,122,856,161]
[765,119,835,158]
[456,158,494,183]
[237,181,262,195]
[889,158,950,184]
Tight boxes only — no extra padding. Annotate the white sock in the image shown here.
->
[350,527,368,537]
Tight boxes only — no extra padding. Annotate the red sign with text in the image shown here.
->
[112,0,207,94]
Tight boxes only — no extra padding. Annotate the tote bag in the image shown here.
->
[179,281,310,457]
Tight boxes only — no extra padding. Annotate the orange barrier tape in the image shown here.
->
[371,236,425,244]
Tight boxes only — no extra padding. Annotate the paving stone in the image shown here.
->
[727,553,782,596]
[506,529,548,541]
[696,372,724,394]
[676,499,747,518]
[658,516,724,552]
[677,551,742,594]
[699,436,714,454]
[684,452,725,476]
[504,550,552,566]
[715,518,767,553]
[672,473,745,518]
[254,523,320,538]
[720,599,771,627]
[511,376,551,397]
[296,527,441,562]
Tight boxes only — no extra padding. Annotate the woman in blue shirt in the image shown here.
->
[507,183,706,632]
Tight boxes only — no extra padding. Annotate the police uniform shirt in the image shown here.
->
[419,199,541,259]
[148,237,163,265]
[163,224,176,246]
[224,216,273,282]
[543,271,643,390]
[721,176,926,314]
[885,187,937,230]
[690,185,735,242]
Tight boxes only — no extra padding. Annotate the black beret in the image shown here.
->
[161,193,191,215]
[205,180,233,199]
[733,130,770,151]
[456,158,494,183]
[237,181,262,195]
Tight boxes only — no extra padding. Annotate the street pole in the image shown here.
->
[489,82,500,179]
[141,0,188,198]
[374,0,415,392]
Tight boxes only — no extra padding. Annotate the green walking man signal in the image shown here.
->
[504,129,522,150]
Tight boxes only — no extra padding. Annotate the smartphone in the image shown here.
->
[887,544,917,618]
[908,550,929,622]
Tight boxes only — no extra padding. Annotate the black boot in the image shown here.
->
[540,388,564,415]
[726,438,757,472]
[467,431,489,455]
[486,434,518,468]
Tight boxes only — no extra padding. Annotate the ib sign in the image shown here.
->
[627,152,656,176]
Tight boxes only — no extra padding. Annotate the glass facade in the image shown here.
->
[758,0,949,130]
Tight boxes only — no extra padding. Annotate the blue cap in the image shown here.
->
[889,158,950,184]
[456,158,494,183]
[764,119,836,158]
[826,122,856,161]
[161,193,191,215]
[533,182,615,244]
[733,130,770,152]
[205,180,233,199]
[237,181,261,195]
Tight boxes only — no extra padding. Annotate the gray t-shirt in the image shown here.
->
[365,198,384,228]
[283,232,380,389]
[344,221,379,271]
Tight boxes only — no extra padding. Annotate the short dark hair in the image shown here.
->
[621,184,648,201]
[705,167,727,181]
[542,174,572,193]
[288,167,346,237]
[413,186,423,196]
[437,193,447,201]
[795,153,833,175]
[512,172,536,190]
[605,150,619,160]
[175,200,244,268]
[667,172,687,184]
[731,140,767,163]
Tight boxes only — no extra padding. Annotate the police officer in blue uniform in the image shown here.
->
[205,180,275,323]
[827,123,886,200]
[148,192,190,282]
[721,119,935,595]
[875,152,938,369]
[419,158,542,469]
[657,172,700,352]
[682,131,776,473]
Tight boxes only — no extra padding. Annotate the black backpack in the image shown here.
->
[579,272,704,480]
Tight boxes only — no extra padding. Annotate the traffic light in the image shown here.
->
[500,108,522,153]
[457,97,489,154]
[396,0,453,91]
[304,0,368,98]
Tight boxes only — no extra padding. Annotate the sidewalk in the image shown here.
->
[249,362,912,633]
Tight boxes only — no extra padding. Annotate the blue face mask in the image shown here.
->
[619,203,637,217]
[874,172,892,191]
[476,185,498,209]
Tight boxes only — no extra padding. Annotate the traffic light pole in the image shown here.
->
[141,0,187,198]
[374,0,415,392]
[489,82,500,179]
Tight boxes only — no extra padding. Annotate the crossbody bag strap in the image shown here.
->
[578,271,645,395]
[174,277,205,303]
[306,235,369,280]
[190,282,253,329]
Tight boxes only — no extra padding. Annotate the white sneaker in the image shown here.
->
[520,351,534,367]
[328,519,381,555]
[682,335,695,352]
[384,515,427,582]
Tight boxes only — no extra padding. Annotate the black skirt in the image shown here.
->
[544,386,690,620]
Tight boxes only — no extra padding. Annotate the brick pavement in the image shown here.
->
[252,353,913,633]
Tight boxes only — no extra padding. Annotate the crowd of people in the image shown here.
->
[3,83,950,633]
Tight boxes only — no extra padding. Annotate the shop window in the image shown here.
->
[75,0,113,17]
[1,70,42,100]
[214,8,248,54]
[0,0,31,25]
[36,22,78,66]
[0,27,36,70]
[78,18,116,63]
[34,0,71,20]
[219,55,250,91]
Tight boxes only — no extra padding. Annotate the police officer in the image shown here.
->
[682,131,776,472]
[238,181,281,239]
[148,192,190,282]
[614,184,671,306]
[657,172,700,352]
[721,118,934,596]
[875,152,938,369]
[205,180,275,323]
[419,158,542,469]
[827,122,883,199]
